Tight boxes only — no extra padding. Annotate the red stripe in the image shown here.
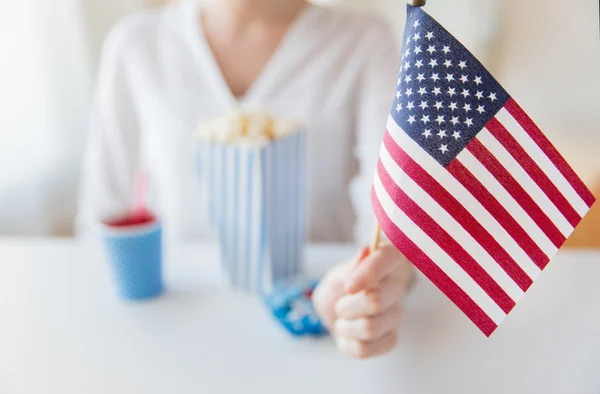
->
[466,139,566,248]
[372,187,498,337]
[486,118,582,227]
[504,98,596,208]
[377,162,515,314]
[447,160,550,269]
[383,132,533,290]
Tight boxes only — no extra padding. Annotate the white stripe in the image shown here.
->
[373,172,506,324]
[479,128,573,237]
[457,149,558,258]
[380,146,525,301]
[495,108,589,216]
[237,147,250,290]
[386,117,542,278]
[225,147,237,285]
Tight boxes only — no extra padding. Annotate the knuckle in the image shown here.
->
[360,318,376,339]
[366,290,382,313]
[354,342,370,359]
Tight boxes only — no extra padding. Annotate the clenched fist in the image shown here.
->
[313,243,414,359]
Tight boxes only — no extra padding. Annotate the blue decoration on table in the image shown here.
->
[264,277,328,337]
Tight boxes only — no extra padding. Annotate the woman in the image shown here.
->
[77,0,414,358]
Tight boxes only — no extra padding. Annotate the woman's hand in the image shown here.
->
[313,243,414,359]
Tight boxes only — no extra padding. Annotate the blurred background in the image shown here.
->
[0,0,598,246]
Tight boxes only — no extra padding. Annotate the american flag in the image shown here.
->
[372,5,596,336]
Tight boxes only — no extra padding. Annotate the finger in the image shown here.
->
[336,331,399,359]
[335,278,405,319]
[355,246,370,266]
[334,305,403,341]
[344,245,399,294]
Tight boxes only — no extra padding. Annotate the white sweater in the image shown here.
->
[76,0,400,243]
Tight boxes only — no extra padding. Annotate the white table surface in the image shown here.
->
[0,239,599,394]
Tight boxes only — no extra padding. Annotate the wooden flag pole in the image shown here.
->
[407,0,426,6]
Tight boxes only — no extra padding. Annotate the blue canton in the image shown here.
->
[391,5,510,167]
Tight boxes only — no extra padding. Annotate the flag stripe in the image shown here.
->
[486,118,582,227]
[504,99,595,208]
[384,129,535,289]
[478,129,573,236]
[446,159,550,270]
[377,161,517,312]
[466,139,566,248]
[372,184,499,336]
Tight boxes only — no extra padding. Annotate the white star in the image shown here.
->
[425,31,434,40]
[437,129,447,139]
[413,32,421,41]
[427,45,436,54]
[406,36,411,45]
[404,47,410,58]
[474,76,483,85]
[416,73,425,82]
[405,88,413,97]
[463,103,472,112]
[458,60,467,69]
[430,73,440,82]
[475,90,484,100]
[445,73,455,82]
[397,76,402,86]
[396,90,401,99]
[447,87,456,97]
[439,144,449,154]
[432,87,442,96]
[422,129,432,138]
[489,92,497,101]
[429,58,438,68]
[419,100,429,110]
[415,59,424,68]
[436,115,445,125]
[396,103,402,113]
[403,62,411,71]
[452,131,461,140]
[405,74,412,83]
[421,114,431,124]
[434,101,443,110]
[443,59,453,68]
[442,45,451,54]
[406,101,415,110]
[465,118,474,127]
[476,105,485,114]
[414,46,423,55]
[460,74,469,83]
[418,87,427,96]
[449,102,458,111]
[413,20,420,28]
[408,115,416,124]
[461,88,470,98]
[450,116,460,126]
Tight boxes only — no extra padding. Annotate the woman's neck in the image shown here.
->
[203,0,307,31]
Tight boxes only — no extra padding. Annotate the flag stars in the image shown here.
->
[414,46,423,55]
[413,19,420,28]
[452,131,461,140]
[442,45,451,54]
[403,62,411,71]
[425,31,434,40]
[449,102,458,111]
[436,115,445,125]
[474,76,483,85]
[405,88,413,97]
[437,129,447,139]
[429,58,438,68]
[418,87,428,96]
[463,103,472,112]
[416,73,426,82]
[421,114,431,124]
[430,73,440,82]
[434,101,444,110]
[489,92,497,101]
[439,144,449,154]
[432,87,442,96]
[447,87,456,97]
[396,103,402,113]
[396,90,401,99]
[415,59,424,68]
[419,100,429,110]
[465,118,474,127]
[404,47,410,58]
[443,59,453,68]
[460,74,469,83]
[405,74,412,83]
[427,45,436,54]
[461,88,470,98]
[445,73,455,82]
[458,60,467,69]
[413,32,421,41]
[408,115,416,124]
[450,116,460,126]
[422,129,432,138]
[476,105,485,114]
[406,101,415,110]
[475,90,484,100]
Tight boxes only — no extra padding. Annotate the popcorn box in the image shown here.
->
[197,117,307,294]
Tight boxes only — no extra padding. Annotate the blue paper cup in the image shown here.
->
[101,213,164,301]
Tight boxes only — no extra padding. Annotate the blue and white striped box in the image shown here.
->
[197,130,307,294]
